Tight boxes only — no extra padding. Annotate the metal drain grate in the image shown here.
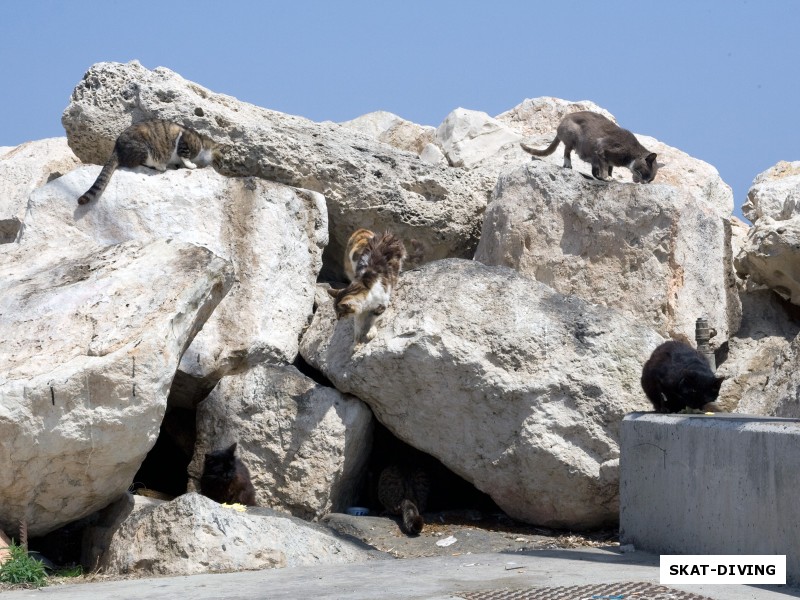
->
[459,581,716,600]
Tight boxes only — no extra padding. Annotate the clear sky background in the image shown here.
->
[2,0,798,221]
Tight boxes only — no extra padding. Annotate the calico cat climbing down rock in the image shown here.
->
[327,229,406,343]
[343,228,375,282]
[378,465,430,536]
[641,341,724,413]
[78,119,223,205]
[200,442,257,506]
[520,111,658,183]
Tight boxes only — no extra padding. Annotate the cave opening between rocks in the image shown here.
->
[131,403,502,519]
[30,374,505,567]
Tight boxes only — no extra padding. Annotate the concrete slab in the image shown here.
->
[1,549,798,599]
[620,412,800,584]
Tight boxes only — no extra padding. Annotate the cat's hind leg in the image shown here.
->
[562,145,573,169]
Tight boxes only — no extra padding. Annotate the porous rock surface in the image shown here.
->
[19,166,326,391]
[0,239,233,536]
[0,137,80,242]
[61,60,494,279]
[188,364,373,519]
[98,493,375,576]
[300,259,663,529]
[474,161,739,343]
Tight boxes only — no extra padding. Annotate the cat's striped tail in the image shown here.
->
[520,136,560,157]
[78,152,119,205]
[400,499,424,535]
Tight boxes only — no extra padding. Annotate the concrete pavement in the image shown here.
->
[3,548,799,600]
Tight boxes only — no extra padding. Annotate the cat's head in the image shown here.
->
[195,139,228,168]
[327,284,368,319]
[204,442,238,467]
[631,152,658,183]
[680,372,725,407]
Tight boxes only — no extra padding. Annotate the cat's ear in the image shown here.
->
[646,153,657,166]
[226,442,238,454]
[326,287,340,298]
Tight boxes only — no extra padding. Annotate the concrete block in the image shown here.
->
[620,412,800,583]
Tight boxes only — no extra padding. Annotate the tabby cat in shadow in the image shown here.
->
[378,465,430,536]
[78,119,223,205]
[520,111,658,183]
[200,442,257,506]
[641,341,724,413]
[327,229,406,343]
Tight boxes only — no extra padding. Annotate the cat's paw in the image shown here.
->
[183,160,198,169]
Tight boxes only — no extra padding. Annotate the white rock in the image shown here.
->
[742,160,800,224]
[0,138,80,242]
[495,97,615,137]
[18,166,326,391]
[735,215,800,305]
[61,61,491,279]
[300,259,663,529]
[189,364,373,519]
[0,239,233,536]
[719,289,800,412]
[734,332,800,417]
[98,493,375,576]
[340,111,436,155]
[340,111,404,139]
[474,162,739,343]
[420,142,447,165]
[435,108,522,168]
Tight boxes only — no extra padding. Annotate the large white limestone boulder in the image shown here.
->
[735,163,800,307]
[18,166,326,395]
[474,161,739,343]
[742,160,800,224]
[495,97,615,137]
[188,364,373,519]
[98,493,376,576]
[718,289,800,412]
[340,110,436,155]
[435,108,522,169]
[0,137,80,242]
[0,239,233,536]
[300,259,663,529]
[735,215,800,305]
[61,61,492,279]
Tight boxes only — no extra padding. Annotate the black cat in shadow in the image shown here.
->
[200,442,257,506]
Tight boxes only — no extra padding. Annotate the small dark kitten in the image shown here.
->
[78,119,222,205]
[377,465,430,536]
[200,442,257,506]
[641,341,724,413]
[520,111,658,183]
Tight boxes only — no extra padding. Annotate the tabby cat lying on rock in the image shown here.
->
[78,119,223,205]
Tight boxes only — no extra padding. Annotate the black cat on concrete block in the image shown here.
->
[641,341,724,413]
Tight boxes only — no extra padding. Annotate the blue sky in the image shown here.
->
[2,0,799,220]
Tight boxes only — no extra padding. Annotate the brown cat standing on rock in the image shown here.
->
[77,119,223,205]
[520,111,658,183]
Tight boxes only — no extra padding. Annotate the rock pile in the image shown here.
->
[3,58,796,574]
